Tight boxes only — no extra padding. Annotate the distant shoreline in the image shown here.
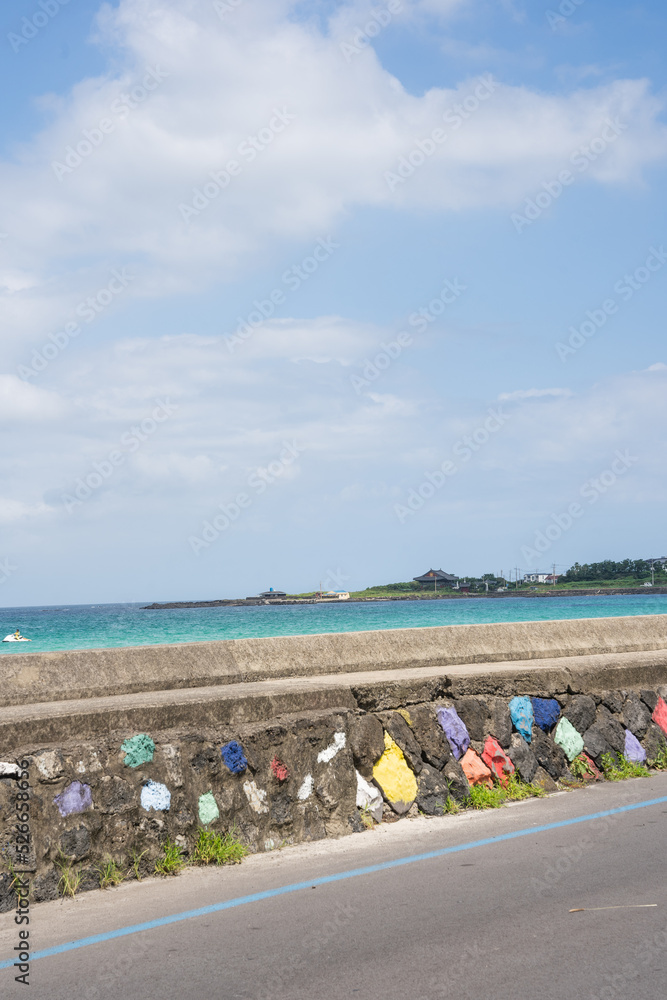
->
[142,586,667,610]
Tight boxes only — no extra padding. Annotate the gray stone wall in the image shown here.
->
[2,678,667,912]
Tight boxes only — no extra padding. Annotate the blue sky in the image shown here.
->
[1,0,666,604]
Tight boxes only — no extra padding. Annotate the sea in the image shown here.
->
[1,593,667,654]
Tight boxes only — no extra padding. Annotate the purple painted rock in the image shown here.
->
[624,729,646,764]
[436,707,470,760]
[54,781,93,818]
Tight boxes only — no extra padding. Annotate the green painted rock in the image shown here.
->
[121,733,155,768]
[198,791,220,826]
[554,717,584,762]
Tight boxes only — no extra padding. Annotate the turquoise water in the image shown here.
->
[1,594,667,653]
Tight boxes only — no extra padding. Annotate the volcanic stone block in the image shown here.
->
[532,729,567,779]
[623,694,652,739]
[442,756,470,802]
[488,698,512,748]
[508,740,538,782]
[378,712,424,774]
[455,697,489,742]
[416,764,450,815]
[601,691,623,714]
[532,766,558,793]
[349,714,385,778]
[404,704,452,769]
[583,726,610,762]
[564,695,596,734]
[33,869,60,902]
[593,706,626,753]
[641,690,658,712]
[97,776,136,814]
[59,825,91,861]
[642,722,667,761]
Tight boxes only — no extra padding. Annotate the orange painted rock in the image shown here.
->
[460,748,493,788]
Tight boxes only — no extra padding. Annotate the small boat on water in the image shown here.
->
[3,632,31,642]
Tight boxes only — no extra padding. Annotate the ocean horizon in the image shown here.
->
[2,593,667,654]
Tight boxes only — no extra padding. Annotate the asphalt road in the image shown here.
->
[2,774,667,999]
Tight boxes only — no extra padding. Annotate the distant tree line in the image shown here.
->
[562,559,660,582]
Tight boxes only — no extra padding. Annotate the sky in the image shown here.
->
[1,0,666,605]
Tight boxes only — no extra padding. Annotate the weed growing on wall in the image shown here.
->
[505,774,546,801]
[467,785,506,809]
[154,840,186,876]
[467,776,545,810]
[648,741,667,770]
[601,753,650,781]
[570,754,597,780]
[96,857,126,889]
[192,828,248,866]
[130,848,149,881]
[435,797,460,815]
[55,852,82,897]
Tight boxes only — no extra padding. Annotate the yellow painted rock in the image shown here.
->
[373,732,418,814]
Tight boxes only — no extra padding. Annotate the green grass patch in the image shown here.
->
[55,852,82,897]
[648,740,667,770]
[192,828,248,866]
[154,840,186,876]
[96,857,125,889]
[600,753,650,781]
[467,775,546,810]
[504,774,546,800]
[129,848,149,881]
[467,784,506,809]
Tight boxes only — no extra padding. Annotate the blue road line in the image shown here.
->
[2,793,666,971]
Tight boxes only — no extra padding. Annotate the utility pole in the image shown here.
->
[514,566,520,589]
[552,562,556,585]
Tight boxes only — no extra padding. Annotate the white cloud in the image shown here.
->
[1,0,666,356]
[0,498,53,525]
[0,375,67,422]
[498,387,573,401]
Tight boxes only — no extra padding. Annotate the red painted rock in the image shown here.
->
[481,735,515,788]
[652,696,667,738]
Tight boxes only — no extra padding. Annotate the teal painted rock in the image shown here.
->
[554,717,584,761]
[198,791,220,826]
[121,734,155,768]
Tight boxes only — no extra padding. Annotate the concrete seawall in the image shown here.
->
[1,615,667,910]
[4,613,667,707]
